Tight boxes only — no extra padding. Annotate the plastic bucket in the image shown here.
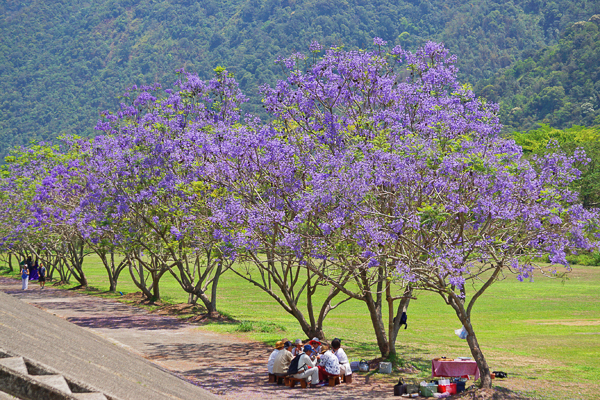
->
[438,383,457,395]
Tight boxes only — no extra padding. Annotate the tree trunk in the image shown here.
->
[464,322,492,388]
[100,254,117,293]
[449,296,492,388]
[388,286,413,356]
[98,251,126,293]
[128,262,154,300]
[151,270,160,302]
[108,277,117,293]
[209,260,223,314]
[195,291,215,314]
[306,326,325,341]
[66,242,87,287]
[229,254,330,340]
[111,251,126,291]
[107,251,117,293]
[365,289,390,357]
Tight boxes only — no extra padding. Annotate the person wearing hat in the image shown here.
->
[268,340,284,374]
[293,344,320,387]
[308,337,322,361]
[292,339,303,357]
[273,341,294,375]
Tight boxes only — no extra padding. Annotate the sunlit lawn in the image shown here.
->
[2,255,599,399]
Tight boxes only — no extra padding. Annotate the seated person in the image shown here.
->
[331,338,352,376]
[292,345,319,387]
[273,341,294,375]
[308,337,322,362]
[291,339,303,357]
[268,341,284,374]
[317,349,340,383]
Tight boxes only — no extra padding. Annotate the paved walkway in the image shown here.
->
[0,277,396,399]
[0,279,218,400]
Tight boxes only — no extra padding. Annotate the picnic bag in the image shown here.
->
[394,378,419,396]
[287,354,303,375]
[393,378,406,396]
[406,383,419,394]
[358,359,369,372]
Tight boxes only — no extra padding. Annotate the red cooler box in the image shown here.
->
[438,383,457,395]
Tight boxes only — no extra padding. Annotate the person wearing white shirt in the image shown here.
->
[293,345,320,387]
[268,341,284,374]
[332,338,352,377]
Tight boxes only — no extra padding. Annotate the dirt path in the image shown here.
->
[0,277,399,399]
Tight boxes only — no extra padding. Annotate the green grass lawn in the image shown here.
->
[2,256,598,399]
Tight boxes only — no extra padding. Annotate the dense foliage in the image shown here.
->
[513,124,600,210]
[2,0,600,157]
[478,17,600,132]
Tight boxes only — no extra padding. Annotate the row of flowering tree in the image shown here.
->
[1,40,598,389]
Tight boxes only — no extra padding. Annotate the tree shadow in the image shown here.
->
[143,341,419,399]
[66,315,189,330]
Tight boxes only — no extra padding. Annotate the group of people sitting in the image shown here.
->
[267,337,352,388]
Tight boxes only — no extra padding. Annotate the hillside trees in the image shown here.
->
[513,124,600,209]
[3,0,600,157]
[478,18,600,132]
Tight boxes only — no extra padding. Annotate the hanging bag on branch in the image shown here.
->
[454,325,468,339]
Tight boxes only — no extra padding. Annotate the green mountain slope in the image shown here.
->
[477,16,600,132]
[1,0,600,157]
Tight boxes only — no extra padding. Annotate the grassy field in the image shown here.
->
[2,256,598,399]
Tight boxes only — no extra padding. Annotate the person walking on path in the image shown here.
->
[29,259,39,281]
[20,263,29,290]
[38,263,46,289]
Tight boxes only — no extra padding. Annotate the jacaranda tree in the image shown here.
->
[228,39,600,386]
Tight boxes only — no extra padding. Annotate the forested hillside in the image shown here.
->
[478,16,600,132]
[1,0,600,157]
